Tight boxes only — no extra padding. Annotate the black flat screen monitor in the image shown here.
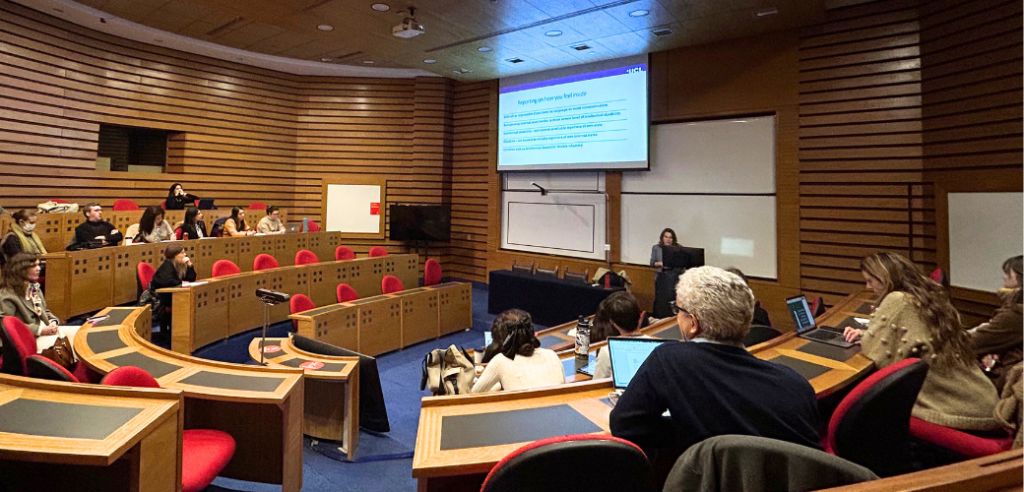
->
[389,205,451,242]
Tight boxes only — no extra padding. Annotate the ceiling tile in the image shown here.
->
[603,0,678,31]
[590,30,649,56]
[560,11,632,39]
[522,0,597,17]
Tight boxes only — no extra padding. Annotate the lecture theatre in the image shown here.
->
[0,0,1021,491]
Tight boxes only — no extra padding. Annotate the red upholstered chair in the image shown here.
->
[26,355,79,383]
[248,202,267,210]
[50,199,69,204]
[908,418,1013,460]
[137,262,156,292]
[809,296,827,317]
[289,294,316,331]
[382,275,404,294]
[160,202,167,210]
[929,268,949,287]
[335,246,356,261]
[424,258,442,286]
[112,199,140,211]
[1,317,37,376]
[336,284,359,303]
[295,249,319,266]
[101,367,237,492]
[368,246,388,258]
[212,260,241,278]
[480,434,656,492]
[254,254,279,271]
[824,358,929,477]
[307,220,320,232]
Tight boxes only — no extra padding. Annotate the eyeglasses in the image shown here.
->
[669,300,688,316]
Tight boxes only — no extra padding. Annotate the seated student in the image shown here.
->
[135,206,174,243]
[164,183,200,210]
[1,210,47,267]
[593,292,655,380]
[472,309,565,392]
[481,315,512,364]
[726,267,772,327]
[843,252,1000,432]
[224,207,254,237]
[257,206,287,235]
[71,203,123,247]
[971,256,1023,390]
[610,266,820,456]
[0,253,78,352]
[149,245,196,336]
[175,206,208,240]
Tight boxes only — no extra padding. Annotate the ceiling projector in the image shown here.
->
[393,9,424,38]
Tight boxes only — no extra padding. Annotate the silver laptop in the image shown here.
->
[787,295,856,348]
[608,337,670,395]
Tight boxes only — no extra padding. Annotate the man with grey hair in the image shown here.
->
[610,266,820,457]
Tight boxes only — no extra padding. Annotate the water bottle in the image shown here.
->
[302,217,309,233]
[574,316,591,371]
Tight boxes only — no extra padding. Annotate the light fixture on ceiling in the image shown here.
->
[317,24,334,31]
[371,3,390,11]
[628,9,649,17]
[362,60,375,64]
[545,30,562,37]
[453,70,462,74]
[320,58,333,62]
[588,51,597,55]
[424,59,437,63]
[755,7,779,17]
[478,46,493,52]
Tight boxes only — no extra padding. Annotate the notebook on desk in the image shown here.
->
[787,295,856,348]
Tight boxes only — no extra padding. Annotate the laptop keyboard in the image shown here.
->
[805,330,841,342]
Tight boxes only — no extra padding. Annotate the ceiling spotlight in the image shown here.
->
[628,9,649,17]
[320,57,333,62]
[545,30,562,37]
[362,60,375,64]
[588,51,597,55]
[453,70,462,74]
[424,59,437,63]
[755,7,779,17]
[460,68,472,73]
[371,3,390,11]
[478,46,493,52]
[317,24,334,31]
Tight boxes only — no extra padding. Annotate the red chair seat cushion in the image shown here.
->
[908,417,1013,458]
[182,429,236,492]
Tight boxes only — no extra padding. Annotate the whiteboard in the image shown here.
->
[623,117,776,194]
[948,192,1023,291]
[325,184,381,234]
[501,191,607,261]
[621,195,777,278]
[504,172,604,192]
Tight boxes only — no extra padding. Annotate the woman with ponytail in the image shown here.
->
[471,309,564,392]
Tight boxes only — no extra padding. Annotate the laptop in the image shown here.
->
[286,223,302,233]
[608,337,671,395]
[786,295,856,348]
[483,331,492,347]
[197,199,216,210]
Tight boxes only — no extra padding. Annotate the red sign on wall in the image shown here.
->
[370,202,380,215]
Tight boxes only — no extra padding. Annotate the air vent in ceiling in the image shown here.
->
[505,57,524,63]
[206,17,245,37]
[652,28,673,37]
[571,44,591,51]
[303,0,335,12]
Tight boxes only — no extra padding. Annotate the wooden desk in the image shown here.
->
[0,372,183,492]
[819,449,1022,492]
[75,306,305,492]
[413,380,615,492]
[247,336,360,459]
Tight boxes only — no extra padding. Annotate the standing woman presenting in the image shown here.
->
[652,228,682,318]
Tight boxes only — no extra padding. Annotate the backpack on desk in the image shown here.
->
[421,344,475,396]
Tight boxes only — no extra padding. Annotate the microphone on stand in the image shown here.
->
[256,289,291,364]
[530,182,548,196]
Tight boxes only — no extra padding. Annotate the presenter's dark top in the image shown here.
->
[165,194,200,210]
[73,220,124,247]
[610,341,820,455]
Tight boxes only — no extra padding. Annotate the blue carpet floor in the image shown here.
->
[182,281,499,492]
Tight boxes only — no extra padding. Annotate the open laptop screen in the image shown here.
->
[786,296,816,334]
[608,337,669,389]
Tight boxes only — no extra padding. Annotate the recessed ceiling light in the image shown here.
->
[317,24,334,31]
[371,3,390,11]
[478,46,493,52]
[320,58,332,62]
[362,60,375,64]
[628,9,649,17]
[545,30,562,37]
[461,68,472,73]
[755,7,779,17]
[424,59,437,64]
[588,51,597,55]
[453,70,462,74]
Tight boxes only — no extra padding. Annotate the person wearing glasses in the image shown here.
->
[610,266,820,457]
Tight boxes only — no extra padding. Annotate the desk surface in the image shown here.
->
[247,337,358,381]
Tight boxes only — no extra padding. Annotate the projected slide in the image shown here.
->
[498,63,648,171]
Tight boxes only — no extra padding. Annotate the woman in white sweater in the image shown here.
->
[472,309,565,392]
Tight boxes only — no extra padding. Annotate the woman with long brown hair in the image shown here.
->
[149,245,197,336]
[0,253,77,352]
[471,309,564,392]
[844,252,999,431]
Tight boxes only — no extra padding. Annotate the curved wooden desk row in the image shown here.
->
[160,254,419,354]
[43,229,356,320]
[74,306,305,492]
[289,282,473,357]
[247,336,360,460]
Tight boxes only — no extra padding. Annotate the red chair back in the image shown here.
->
[112,199,140,211]
[26,355,79,382]
[248,202,267,210]
[307,220,320,232]
[137,262,156,292]
[809,296,827,317]
[424,258,442,286]
[825,358,928,477]
[295,249,319,266]
[50,199,69,204]
[336,284,359,303]
[335,246,356,261]
[1,317,38,376]
[101,366,161,388]
[290,294,316,331]
[908,417,1013,459]
[254,254,279,271]
[369,246,388,258]
[382,275,404,294]
[929,268,949,287]
[211,260,241,278]
[480,434,655,492]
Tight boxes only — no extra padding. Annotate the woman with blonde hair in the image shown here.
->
[844,252,1000,431]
